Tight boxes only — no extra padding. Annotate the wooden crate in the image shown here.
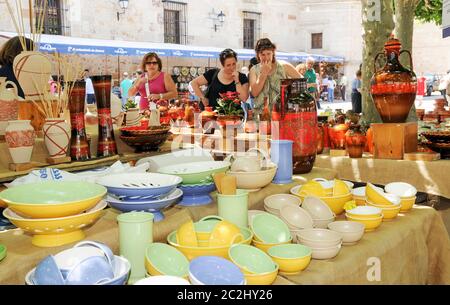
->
[371,122,418,160]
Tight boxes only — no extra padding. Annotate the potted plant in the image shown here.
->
[124,98,142,126]
[215,91,244,135]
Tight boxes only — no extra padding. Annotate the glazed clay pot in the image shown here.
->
[43,118,71,158]
[0,78,20,135]
[370,35,417,123]
[200,106,218,134]
[5,120,35,163]
[345,125,366,158]
[330,123,349,150]
[217,115,242,136]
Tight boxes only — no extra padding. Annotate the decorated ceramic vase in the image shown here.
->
[370,35,417,123]
[43,118,71,158]
[345,125,366,158]
[5,120,35,163]
[0,77,20,135]
[92,75,117,157]
[13,51,52,101]
[272,78,317,174]
[68,80,90,161]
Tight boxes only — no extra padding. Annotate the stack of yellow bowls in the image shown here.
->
[345,206,383,232]
[0,181,107,247]
[384,182,417,213]
[290,179,353,215]
[365,183,402,221]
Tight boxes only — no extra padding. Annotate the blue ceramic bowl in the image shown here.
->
[189,256,245,285]
[178,183,216,206]
[26,255,131,285]
[97,173,182,201]
[34,255,65,285]
[106,189,183,222]
[65,256,114,285]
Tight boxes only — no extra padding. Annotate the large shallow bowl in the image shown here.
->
[189,256,245,285]
[96,173,182,201]
[157,161,231,185]
[291,185,352,215]
[25,255,130,285]
[119,132,170,153]
[3,201,107,247]
[167,226,253,260]
[251,213,292,244]
[0,181,106,219]
[145,243,189,278]
[327,221,365,245]
[105,188,183,222]
[227,164,277,191]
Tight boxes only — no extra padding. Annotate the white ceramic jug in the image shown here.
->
[225,148,269,172]
[0,78,21,135]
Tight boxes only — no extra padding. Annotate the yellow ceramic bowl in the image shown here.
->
[399,196,416,212]
[345,213,383,232]
[209,220,242,247]
[167,227,253,260]
[241,266,279,285]
[2,201,106,247]
[366,183,394,205]
[346,206,382,219]
[291,185,352,215]
[176,221,198,247]
[366,201,401,221]
[0,181,107,219]
[353,195,366,206]
[268,244,312,275]
[251,238,292,254]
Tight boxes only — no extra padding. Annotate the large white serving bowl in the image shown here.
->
[227,164,277,192]
[327,221,365,245]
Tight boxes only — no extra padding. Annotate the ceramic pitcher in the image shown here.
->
[225,148,269,172]
[117,211,154,284]
[0,78,20,135]
[270,139,293,184]
[5,120,36,164]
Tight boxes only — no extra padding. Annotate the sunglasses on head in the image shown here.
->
[146,61,159,65]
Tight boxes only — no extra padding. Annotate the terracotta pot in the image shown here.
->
[330,123,348,150]
[5,120,35,163]
[200,106,218,133]
[0,77,20,135]
[43,118,71,158]
[370,36,417,123]
[345,126,366,158]
[347,145,365,158]
[13,51,52,101]
[217,115,242,136]
[365,127,374,154]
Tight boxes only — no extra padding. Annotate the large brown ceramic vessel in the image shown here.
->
[370,35,417,123]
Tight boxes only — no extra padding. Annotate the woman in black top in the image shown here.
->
[191,48,249,110]
[0,36,34,99]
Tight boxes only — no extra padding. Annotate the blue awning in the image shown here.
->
[0,31,344,63]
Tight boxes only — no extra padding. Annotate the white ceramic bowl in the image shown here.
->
[279,205,314,230]
[352,185,383,197]
[227,164,277,191]
[296,228,342,248]
[302,196,335,219]
[384,182,417,198]
[134,275,191,285]
[264,194,301,216]
[327,221,365,245]
[312,217,336,229]
[309,244,342,260]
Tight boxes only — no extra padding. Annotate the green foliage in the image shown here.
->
[415,0,443,25]
[215,92,244,116]
[124,98,137,110]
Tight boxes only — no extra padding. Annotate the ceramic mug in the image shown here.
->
[117,211,154,284]
[217,189,249,228]
[270,140,293,184]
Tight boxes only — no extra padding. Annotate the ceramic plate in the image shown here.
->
[181,67,189,76]
[198,67,205,75]
[106,188,182,210]
[190,67,197,77]
[173,67,180,76]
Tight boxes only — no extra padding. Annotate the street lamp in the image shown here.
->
[117,0,129,21]
[214,10,226,31]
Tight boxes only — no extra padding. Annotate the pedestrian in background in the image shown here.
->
[120,72,133,107]
[339,73,347,101]
[351,70,362,113]
[83,69,96,105]
[327,76,336,103]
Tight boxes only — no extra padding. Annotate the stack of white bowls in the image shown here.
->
[279,204,314,238]
[296,228,343,260]
[263,194,301,217]
[301,196,336,229]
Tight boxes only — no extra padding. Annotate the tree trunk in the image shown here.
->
[394,0,420,122]
[361,0,395,124]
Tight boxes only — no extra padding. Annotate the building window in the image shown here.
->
[163,1,188,45]
[311,33,323,49]
[34,0,67,35]
[243,11,261,49]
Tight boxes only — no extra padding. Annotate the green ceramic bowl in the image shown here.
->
[251,213,292,244]
[0,181,107,218]
[228,244,277,274]
[0,244,6,262]
[145,243,189,278]
[267,244,312,259]
[157,161,230,185]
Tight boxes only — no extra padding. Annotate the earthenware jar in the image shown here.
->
[43,118,71,158]
[345,124,366,158]
[5,120,35,163]
[370,35,417,123]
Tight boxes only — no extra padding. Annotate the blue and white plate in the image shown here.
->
[178,183,216,206]
[97,173,182,201]
[106,188,183,221]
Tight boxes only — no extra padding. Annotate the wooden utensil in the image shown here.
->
[220,175,237,195]
[213,172,226,193]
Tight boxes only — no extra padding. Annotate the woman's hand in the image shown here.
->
[232,71,240,84]
[260,60,272,76]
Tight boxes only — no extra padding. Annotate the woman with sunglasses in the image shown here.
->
[128,52,178,111]
[191,48,249,110]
